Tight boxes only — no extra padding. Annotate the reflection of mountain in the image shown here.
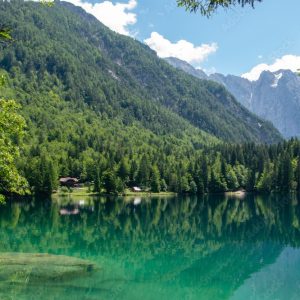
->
[232,247,300,300]
[0,195,300,299]
[175,243,280,300]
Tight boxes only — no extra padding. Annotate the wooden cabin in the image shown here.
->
[59,177,79,187]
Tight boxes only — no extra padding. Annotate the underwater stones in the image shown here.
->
[0,252,98,283]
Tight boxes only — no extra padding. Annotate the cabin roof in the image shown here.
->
[132,186,142,191]
[59,177,79,183]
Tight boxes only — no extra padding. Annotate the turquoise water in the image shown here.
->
[1,194,300,299]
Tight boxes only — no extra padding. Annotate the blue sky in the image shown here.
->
[67,0,300,80]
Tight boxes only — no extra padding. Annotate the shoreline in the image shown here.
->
[45,187,300,199]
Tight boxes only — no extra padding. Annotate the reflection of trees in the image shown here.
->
[1,195,300,254]
[0,195,300,299]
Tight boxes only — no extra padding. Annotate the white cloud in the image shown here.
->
[242,55,300,81]
[66,0,137,36]
[144,32,218,66]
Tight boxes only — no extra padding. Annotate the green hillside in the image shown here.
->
[0,1,281,143]
[2,1,297,197]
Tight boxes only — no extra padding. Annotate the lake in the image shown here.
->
[1,193,300,300]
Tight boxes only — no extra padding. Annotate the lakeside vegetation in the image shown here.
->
[0,94,299,199]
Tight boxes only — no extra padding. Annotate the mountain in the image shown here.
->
[0,1,281,144]
[210,70,300,138]
[166,57,300,138]
[164,57,208,80]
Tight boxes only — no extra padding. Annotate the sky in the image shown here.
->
[65,0,300,80]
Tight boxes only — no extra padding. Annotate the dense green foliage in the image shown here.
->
[0,1,296,196]
[212,140,300,193]
[0,98,28,201]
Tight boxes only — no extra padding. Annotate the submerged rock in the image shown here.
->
[0,252,98,283]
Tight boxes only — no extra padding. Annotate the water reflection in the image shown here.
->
[0,194,300,299]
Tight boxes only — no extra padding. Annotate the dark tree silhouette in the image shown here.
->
[177,0,262,16]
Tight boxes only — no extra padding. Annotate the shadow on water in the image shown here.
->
[1,193,300,299]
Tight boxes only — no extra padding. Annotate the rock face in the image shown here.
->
[164,57,208,80]
[211,70,300,138]
[209,73,252,108]
[0,253,97,283]
[165,57,300,138]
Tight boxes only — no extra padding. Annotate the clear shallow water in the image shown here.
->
[1,193,300,300]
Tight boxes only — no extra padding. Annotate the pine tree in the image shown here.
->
[256,164,273,193]
[118,158,130,182]
[36,154,48,194]
[102,171,118,194]
[137,155,151,188]
[209,170,227,193]
[168,173,179,192]
[93,170,101,193]
[44,160,58,194]
[296,159,300,192]
[226,167,239,190]
[201,158,209,192]
[160,179,168,192]
[129,160,138,185]
[180,175,190,193]
[150,165,161,193]
[279,153,293,191]
[246,170,256,191]
[197,178,205,194]
[34,155,58,195]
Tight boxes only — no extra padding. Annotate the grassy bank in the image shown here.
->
[54,187,177,198]
[122,190,176,197]
[53,187,96,197]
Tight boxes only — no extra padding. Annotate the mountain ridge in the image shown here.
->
[165,56,300,138]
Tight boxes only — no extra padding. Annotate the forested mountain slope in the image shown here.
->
[2,1,295,196]
[0,0,281,144]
